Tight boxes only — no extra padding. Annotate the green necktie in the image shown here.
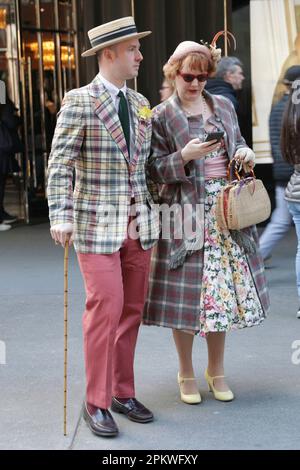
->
[118,90,130,156]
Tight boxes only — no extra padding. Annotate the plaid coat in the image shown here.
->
[47,75,159,253]
[143,91,270,331]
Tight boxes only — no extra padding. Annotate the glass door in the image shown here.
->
[18,0,79,221]
[0,1,25,221]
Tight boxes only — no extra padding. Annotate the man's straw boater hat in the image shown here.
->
[82,16,151,58]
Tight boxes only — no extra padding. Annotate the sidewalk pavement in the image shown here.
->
[0,223,300,450]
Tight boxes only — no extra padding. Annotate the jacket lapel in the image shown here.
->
[88,75,130,163]
[204,90,233,159]
[167,92,235,158]
[127,89,149,163]
[167,94,191,149]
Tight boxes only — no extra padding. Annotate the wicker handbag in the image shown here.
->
[216,160,271,230]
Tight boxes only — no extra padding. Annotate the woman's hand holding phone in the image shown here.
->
[204,131,224,143]
[181,137,221,164]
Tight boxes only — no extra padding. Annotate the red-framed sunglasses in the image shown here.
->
[178,71,208,83]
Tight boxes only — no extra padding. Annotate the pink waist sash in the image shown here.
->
[204,153,228,179]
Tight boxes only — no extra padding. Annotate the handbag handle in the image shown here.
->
[227,159,255,182]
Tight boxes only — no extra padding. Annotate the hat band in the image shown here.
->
[90,25,138,48]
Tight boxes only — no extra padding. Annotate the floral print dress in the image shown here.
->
[198,178,264,336]
[190,114,264,337]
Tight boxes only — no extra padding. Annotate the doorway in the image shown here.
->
[2,0,80,223]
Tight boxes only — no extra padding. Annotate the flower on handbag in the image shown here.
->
[138,106,153,121]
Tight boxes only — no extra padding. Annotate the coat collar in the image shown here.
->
[165,93,191,149]
[126,88,150,163]
[203,90,233,158]
[88,75,149,166]
[166,90,233,157]
[97,72,127,101]
[89,75,129,162]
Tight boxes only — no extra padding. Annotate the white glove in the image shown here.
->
[50,222,73,247]
[234,147,255,171]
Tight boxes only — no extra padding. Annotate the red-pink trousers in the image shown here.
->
[77,237,152,409]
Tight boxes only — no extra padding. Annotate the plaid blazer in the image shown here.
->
[47,75,159,253]
[143,91,270,330]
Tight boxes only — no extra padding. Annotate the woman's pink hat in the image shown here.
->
[168,41,212,65]
[167,32,237,66]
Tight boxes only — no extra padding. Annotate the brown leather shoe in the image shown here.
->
[83,402,119,437]
[111,397,154,423]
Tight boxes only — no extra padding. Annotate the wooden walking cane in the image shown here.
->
[63,240,69,436]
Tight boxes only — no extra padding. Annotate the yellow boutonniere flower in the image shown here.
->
[138,106,153,121]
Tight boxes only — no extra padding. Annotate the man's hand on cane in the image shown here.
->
[50,223,74,247]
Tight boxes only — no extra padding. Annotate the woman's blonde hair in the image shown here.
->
[163,52,216,83]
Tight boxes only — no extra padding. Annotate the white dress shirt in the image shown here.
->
[98,72,127,112]
[98,72,135,158]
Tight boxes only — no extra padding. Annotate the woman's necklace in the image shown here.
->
[201,93,207,118]
[183,93,207,118]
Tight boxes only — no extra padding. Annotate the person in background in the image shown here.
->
[0,94,21,231]
[259,67,300,262]
[281,77,300,318]
[159,79,174,102]
[205,56,244,112]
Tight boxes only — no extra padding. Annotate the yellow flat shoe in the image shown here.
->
[204,369,234,402]
[177,373,202,405]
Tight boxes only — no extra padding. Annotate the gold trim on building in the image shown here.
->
[131,0,137,92]
[0,7,7,29]
[284,0,294,53]
[224,0,228,56]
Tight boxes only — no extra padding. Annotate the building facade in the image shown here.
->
[2,0,299,222]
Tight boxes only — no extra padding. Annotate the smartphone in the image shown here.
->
[204,131,224,144]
